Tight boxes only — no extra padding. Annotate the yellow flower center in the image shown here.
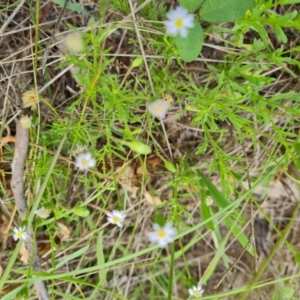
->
[193,290,201,297]
[157,230,166,239]
[153,104,165,114]
[175,18,184,28]
[81,158,89,166]
[112,216,120,223]
[17,232,23,238]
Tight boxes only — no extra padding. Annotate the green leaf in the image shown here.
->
[153,213,165,226]
[175,20,203,62]
[197,170,253,255]
[274,25,288,43]
[51,0,92,16]
[131,57,143,68]
[278,0,300,4]
[200,0,256,22]
[295,252,300,267]
[200,189,214,231]
[73,206,90,217]
[279,285,295,298]
[197,171,231,209]
[179,0,205,12]
[126,140,152,155]
[164,160,176,173]
[294,143,300,156]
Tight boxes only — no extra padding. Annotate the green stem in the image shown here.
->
[167,242,175,300]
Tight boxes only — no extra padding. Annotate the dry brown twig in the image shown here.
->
[11,119,49,300]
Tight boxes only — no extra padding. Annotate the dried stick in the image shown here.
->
[11,119,50,300]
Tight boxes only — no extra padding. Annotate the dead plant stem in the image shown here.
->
[11,119,50,300]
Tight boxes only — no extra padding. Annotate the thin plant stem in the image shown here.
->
[168,242,175,300]
[160,118,173,158]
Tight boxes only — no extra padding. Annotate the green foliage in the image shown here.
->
[200,0,256,22]
[179,0,205,12]
[174,20,204,62]
[3,0,300,299]
[51,0,91,16]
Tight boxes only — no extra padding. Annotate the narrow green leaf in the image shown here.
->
[73,206,90,217]
[49,246,89,272]
[179,0,205,12]
[295,252,300,266]
[274,25,288,43]
[200,192,214,231]
[164,160,176,173]
[197,170,231,209]
[175,20,203,62]
[278,0,300,3]
[200,0,256,22]
[201,234,227,284]
[126,140,152,155]
[131,57,143,68]
[224,216,254,255]
[1,285,25,300]
[51,0,91,16]
[97,232,107,285]
[197,171,253,255]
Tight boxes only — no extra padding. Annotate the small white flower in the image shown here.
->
[106,210,127,227]
[65,32,84,53]
[35,207,50,219]
[188,284,204,298]
[165,6,194,38]
[147,222,177,248]
[13,226,27,241]
[148,99,170,119]
[75,152,96,171]
[205,196,214,206]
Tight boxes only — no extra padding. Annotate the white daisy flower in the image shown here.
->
[148,99,170,119]
[188,284,204,298]
[147,222,177,248]
[165,6,195,38]
[75,152,96,171]
[35,207,50,219]
[13,226,27,241]
[106,210,127,227]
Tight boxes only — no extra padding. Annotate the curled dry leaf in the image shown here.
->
[144,190,162,206]
[116,166,139,198]
[56,222,71,240]
[19,242,29,264]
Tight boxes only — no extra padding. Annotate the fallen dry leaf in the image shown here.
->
[56,222,71,240]
[144,190,162,206]
[19,242,29,264]
[117,166,139,198]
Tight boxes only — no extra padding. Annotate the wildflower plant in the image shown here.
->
[2,0,300,299]
[22,90,39,110]
[13,226,27,241]
[75,152,96,171]
[147,222,177,248]
[189,284,204,298]
[148,99,170,119]
[35,207,50,219]
[165,6,195,38]
[65,32,84,53]
[166,0,256,62]
[106,210,127,227]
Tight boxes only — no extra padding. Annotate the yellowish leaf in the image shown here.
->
[144,190,162,206]
[57,222,71,240]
